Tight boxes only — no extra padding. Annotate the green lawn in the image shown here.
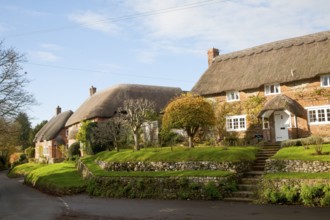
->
[8,163,46,178]
[264,172,330,179]
[271,144,330,162]
[81,155,233,177]
[93,146,259,163]
[24,161,86,195]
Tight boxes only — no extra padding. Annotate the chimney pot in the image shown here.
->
[56,106,61,115]
[90,86,97,96]
[207,48,219,66]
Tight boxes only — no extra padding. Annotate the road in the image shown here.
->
[1,171,330,220]
[0,170,63,220]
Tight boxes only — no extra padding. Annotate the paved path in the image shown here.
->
[0,171,63,220]
[1,171,330,220]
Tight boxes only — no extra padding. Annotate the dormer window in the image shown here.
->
[265,83,280,95]
[226,90,240,102]
[321,75,330,87]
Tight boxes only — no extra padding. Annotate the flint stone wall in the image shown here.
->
[265,159,330,173]
[95,160,253,173]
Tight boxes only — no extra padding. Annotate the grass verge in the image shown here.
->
[92,146,259,163]
[264,172,330,179]
[25,161,86,195]
[7,163,46,178]
[272,144,330,161]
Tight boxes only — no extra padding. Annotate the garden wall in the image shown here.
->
[77,160,238,200]
[265,159,330,173]
[95,160,253,173]
[86,174,237,200]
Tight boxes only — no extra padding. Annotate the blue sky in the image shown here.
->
[1,0,330,126]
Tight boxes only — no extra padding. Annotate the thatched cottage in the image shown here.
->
[34,106,73,162]
[65,84,183,146]
[192,30,330,143]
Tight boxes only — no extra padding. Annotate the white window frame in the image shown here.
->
[306,105,330,125]
[226,90,240,102]
[320,75,330,87]
[264,83,281,95]
[226,115,247,131]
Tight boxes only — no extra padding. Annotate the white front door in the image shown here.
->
[274,111,289,142]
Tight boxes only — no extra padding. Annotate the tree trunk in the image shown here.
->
[188,135,194,148]
[133,132,139,151]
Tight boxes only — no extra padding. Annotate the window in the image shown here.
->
[226,115,246,131]
[226,91,240,102]
[264,84,280,95]
[321,75,330,87]
[262,117,270,129]
[307,106,330,124]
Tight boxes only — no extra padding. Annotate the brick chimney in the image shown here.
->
[56,106,61,115]
[207,48,219,66]
[90,86,97,96]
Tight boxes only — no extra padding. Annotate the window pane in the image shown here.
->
[239,118,245,129]
[275,84,279,93]
[226,119,232,129]
[327,109,330,121]
[233,118,238,129]
[309,110,317,122]
[235,92,239,100]
[265,85,270,94]
[318,109,325,122]
[270,85,275,93]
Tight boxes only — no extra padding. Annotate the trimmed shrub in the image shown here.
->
[281,136,324,148]
[24,147,35,158]
[68,142,81,158]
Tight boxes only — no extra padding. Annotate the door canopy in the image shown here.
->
[258,94,305,118]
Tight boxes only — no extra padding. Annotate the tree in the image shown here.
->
[162,94,215,148]
[94,117,128,152]
[30,120,48,144]
[119,98,156,151]
[14,112,32,149]
[0,41,35,124]
[0,118,20,169]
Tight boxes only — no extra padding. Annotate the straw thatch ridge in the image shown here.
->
[34,110,73,142]
[258,94,305,118]
[192,30,330,95]
[65,84,183,127]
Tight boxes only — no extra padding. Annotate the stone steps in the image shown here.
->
[223,145,280,203]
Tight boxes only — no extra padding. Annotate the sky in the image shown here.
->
[1,0,330,126]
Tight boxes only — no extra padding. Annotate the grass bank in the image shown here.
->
[24,161,86,195]
[93,146,259,163]
[8,163,46,178]
[271,144,330,161]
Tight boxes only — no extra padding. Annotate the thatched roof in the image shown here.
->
[258,94,305,117]
[192,30,330,96]
[34,110,73,142]
[65,84,182,127]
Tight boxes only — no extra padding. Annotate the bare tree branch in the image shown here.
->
[0,41,36,122]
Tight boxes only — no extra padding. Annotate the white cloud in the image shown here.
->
[69,10,120,34]
[40,43,63,51]
[33,51,60,62]
[124,0,330,54]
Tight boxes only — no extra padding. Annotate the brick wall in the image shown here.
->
[211,76,330,141]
